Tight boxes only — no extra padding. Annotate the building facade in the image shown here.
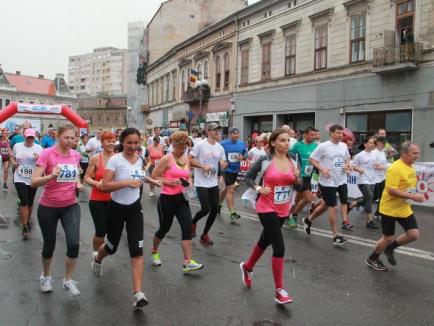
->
[68,47,128,96]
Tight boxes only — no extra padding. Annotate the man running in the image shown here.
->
[219,127,247,221]
[189,123,227,245]
[366,142,425,271]
[304,124,351,246]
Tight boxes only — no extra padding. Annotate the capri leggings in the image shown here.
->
[37,203,81,259]
[257,212,285,258]
[89,200,109,238]
[355,184,375,214]
[192,186,219,235]
[104,199,144,258]
[15,182,37,206]
[156,193,192,241]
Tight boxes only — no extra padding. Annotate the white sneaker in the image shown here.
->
[62,279,81,296]
[40,274,53,293]
[92,252,103,278]
[149,191,154,197]
[133,291,148,308]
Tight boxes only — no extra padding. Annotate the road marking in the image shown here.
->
[189,201,434,262]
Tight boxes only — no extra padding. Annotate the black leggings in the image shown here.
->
[257,213,285,258]
[156,193,192,240]
[89,200,109,238]
[37,204,81,259]
[104,199,144,258]
[192,186,219,235]
[15,182,37,206]
[374,180,385,214]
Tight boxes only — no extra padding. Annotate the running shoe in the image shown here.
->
[40,274,53,293]
[239,262,252,288]
[2,183,8,191]
[275,288,293,305]
[230,211,241,221]
[133,291,148,309]
[151,252,162,266]
[384,247,397,266]
[200,234,214,246]
[92,252,103,278]
[366,221,379,229]
[341,221,354,230]
[191,223,197,238]
[22,225,30,240]
[287,216,297,229]
[62,279,81,296]
[374,213,382,221]
[303,217,312,235]
[366,257,388,271]
[149,191,154,197]
[333,234,348,246]
[183,259,203,273]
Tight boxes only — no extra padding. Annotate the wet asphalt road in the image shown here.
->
[0,183,433,326]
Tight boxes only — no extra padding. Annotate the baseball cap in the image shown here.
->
[229,127,240,134]
[207,122,222,130]
[24,129,36,138]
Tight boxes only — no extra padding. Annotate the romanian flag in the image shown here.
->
[190,69,199,83]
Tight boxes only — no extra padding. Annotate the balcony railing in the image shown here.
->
[183,86,210,104]
[373,42,423,67]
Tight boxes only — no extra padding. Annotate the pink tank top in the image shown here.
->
[147,144,164,165]
[0,140,10,160]
[256,160,297,218]
[161,154,190,195]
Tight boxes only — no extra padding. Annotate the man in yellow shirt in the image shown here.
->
[366,142,425,271]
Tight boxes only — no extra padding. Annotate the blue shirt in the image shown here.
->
[220,139,247,173]
[10,134,40,149]
[41,135,56,148]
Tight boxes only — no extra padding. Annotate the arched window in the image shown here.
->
[181,70,185,93]
[215,56,221,90]
[224,52,230,89]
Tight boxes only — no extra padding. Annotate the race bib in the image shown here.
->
[274,186,292,204]
[57,164,78,183]
[18,165,33,178]
[228,153,240,163]
[0,148,8,155]
[129,169,145,181]
[333,157,344,170]
[304,164,313,176]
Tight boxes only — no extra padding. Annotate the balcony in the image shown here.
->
[372,42,423,74]
[183,85,210,104]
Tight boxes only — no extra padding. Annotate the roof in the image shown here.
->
[5,73,57,96]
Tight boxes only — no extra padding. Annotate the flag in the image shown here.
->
[190,69,199,83]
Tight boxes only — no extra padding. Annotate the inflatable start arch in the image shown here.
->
[0,102,88,133]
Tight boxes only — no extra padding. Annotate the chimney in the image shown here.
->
[38,74,44,79]
[55,73,64,79]
[16,71,20,75]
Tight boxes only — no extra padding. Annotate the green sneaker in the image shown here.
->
[183,259,204,273]
[287,217,297,228]
[151,252,162,266]
[230,211,241,221]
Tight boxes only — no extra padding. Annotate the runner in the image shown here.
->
[1,129,12,190]
[247,135,267,163]
[304,124,351,246]
[11,129,42,239]
[349,136,380,229]
[84,131,116,255]
[189,122,227,245]
[92,127,161,309]
[240,128,300,304]
[219,127,247,221]
[372,136,388,219]
[31,124,83,295]
[145,136,164,197]
[86,128,103,157]
[366,142,425,271]
[287,126,318,228]
[150,131,203,272]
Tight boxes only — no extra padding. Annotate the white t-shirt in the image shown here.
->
[86,137,102,157]
[190,139,225,188]
[106,153,144,205]
[352,150,377,185]
[289,137,297,150]
[147,135,166,146]
[372,149,388,183]
[13,142,43,185]
[310,140,350,187]
[248,147,267,163]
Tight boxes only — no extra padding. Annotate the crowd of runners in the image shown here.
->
[0,120,426,308]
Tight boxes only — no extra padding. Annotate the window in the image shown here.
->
[261,42,272,80]
[350,13,366,63]
[204,61,209,79]
[181,70,185,98]
[285,34,296,75]
[165,75,170,102]
[160,77,164,103]
[156,80,160,104]
[240,47,250,85]
[314,25,328,70]
[396,0,415,44]
[5,99,10,107]
[215,56,221,90]
[172,71,177,100]
[224,53,230,89]
[0,99,2,109]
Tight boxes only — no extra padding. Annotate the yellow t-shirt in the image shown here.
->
[379,159,417,218]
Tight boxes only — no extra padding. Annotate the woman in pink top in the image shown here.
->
[146,136,164,197]
[31,124,83,296]
[0,129,12,190]
[150,131,203,273]
[240,128,300,305]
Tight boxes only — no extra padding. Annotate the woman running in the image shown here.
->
[150,131,203,272]
[92,127,161,309]
[11,129,42,239]
[145,136,164,197]
[84,131,116,256]
[1,129,12,190]
[31,124,83,296]
[240,128,300,305]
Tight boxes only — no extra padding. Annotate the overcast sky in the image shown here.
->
[0,0,259,80]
